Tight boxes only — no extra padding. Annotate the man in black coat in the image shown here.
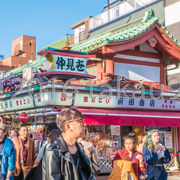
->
[42,108,95,180]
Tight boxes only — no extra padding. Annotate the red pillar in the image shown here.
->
[105,59,114,75]
[160,61,165,85]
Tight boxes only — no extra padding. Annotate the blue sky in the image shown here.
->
[0,0,107,59]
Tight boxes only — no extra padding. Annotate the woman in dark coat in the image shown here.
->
[142,129,171,180]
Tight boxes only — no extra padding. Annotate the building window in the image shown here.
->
[19,40,23,51]
[109,0,117,4]
[79,31,85,42]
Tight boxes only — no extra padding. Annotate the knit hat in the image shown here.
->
[0,122,7,132]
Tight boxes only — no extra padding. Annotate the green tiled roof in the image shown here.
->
[5,10,180,78]
[44,35,73,50]
[71,9,180,52]
[5,58,44,77]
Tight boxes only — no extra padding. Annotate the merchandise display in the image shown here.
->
[87,125,120,161]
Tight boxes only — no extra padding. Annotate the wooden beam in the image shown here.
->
[160,61,165,84]
[117,49,161,59]
[135,45,140,51]
[102,28,156,54]
[114,58,161,67]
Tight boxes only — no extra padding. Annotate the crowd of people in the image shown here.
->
[0,108,171,180]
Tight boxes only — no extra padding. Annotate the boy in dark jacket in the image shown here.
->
[42,108,95,180]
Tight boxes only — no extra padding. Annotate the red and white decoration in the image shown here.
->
[19,112,29,123]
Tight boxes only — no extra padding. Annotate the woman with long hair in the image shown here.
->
[136,133,147,153]
[142,129,171,180]
[25,129,61,180]
[34,129,61,165]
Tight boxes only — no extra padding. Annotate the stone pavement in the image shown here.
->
[168,170,180,180]
[96,170,180,179]
[168,175,180,180]
[96,175,180,180]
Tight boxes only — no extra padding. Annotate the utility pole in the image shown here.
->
[66,34,71,47]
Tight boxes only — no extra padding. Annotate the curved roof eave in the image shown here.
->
[71,9,180,58]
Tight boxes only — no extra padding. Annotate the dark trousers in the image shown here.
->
[14,169,24,180]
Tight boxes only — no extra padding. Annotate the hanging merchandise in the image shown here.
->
[0,115,6,124]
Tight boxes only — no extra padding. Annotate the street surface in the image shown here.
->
[96,175,180,180]
[168,176,180,180]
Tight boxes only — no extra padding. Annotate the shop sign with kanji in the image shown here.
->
[46,54,89,74]
[116,97,180,110]
[0,96,34,112]
[74,93,180,111]
[34,91,73,107]
[1,90,180,113]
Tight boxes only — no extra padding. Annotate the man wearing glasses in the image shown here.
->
[42,108,95,180]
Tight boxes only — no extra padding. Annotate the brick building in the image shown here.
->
[0,35,36,71]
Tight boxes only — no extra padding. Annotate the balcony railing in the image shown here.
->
[109,0,118,4]
[89,0,157,30]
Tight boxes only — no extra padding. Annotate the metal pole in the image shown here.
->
[66,34,70,47]
[107,0,110,9]
[107,0,110,21]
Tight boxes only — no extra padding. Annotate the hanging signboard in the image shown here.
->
[45,54,89,75]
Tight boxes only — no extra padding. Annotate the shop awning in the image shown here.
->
[78,108,180,127]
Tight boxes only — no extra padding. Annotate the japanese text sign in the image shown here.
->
[48,55,89,74]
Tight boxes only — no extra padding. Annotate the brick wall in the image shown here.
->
[0,65,15,71]
[1,35,36,69]
[1,57,13,67]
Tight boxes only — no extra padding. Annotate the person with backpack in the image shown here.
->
[35,127,47,156]
[109,135,146,180]
[34,129,61,166]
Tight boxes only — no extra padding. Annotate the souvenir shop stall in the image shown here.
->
[0,48,180,173]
